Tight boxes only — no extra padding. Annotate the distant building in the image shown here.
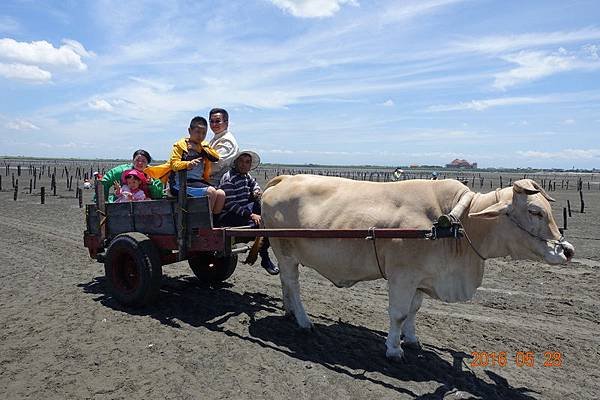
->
[446,159,477,169]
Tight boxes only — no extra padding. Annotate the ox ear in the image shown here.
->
[513,179,555,202]
[469,202,510,219]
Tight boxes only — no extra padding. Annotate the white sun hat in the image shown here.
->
[233,150,261,170]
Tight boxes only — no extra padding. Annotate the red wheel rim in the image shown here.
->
[111,249,141,294]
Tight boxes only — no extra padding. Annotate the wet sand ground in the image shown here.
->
[0,168,598,399]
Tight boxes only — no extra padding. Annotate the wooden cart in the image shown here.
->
[83,172,462,307]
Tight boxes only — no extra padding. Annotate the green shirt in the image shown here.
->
[100,163,164,202]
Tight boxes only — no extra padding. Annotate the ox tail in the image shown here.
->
[264,175,290,191]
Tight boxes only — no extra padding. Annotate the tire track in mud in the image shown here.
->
[476,286,597,305]
[0,215,94,284]
[420,301,596,341]
[0,215,82,247]
[0,241,69,281]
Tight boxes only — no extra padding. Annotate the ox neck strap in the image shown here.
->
[506,212,564,245]
[366,227,387,280]
[461,226,487,261]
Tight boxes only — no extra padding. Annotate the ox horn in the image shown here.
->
[513,179,555,202]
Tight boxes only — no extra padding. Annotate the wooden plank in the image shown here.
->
[86,204,100,234]
[94,180,107,242]
[186,197,212,229]
[177,170,188,261]
[105,202,134,234]
[104,200,178,236]
[132,200,177,235]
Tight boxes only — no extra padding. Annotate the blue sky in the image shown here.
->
[1,0,599,169]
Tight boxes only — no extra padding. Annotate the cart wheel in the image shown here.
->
[188,252,238,283]
[104,232,162,307]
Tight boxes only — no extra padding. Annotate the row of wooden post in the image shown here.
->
[4,163,110,184]
[10,181,84,208]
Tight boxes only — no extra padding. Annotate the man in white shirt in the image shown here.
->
[208,108,239,186]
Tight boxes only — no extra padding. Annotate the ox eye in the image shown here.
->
[528,209,542,217]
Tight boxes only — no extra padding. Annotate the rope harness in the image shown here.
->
[366,227,386,279]
[462,188,568,260]
[363,187,568,280]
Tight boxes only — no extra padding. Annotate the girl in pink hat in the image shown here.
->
[114,169,148,203]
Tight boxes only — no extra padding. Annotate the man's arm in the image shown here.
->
[214,138,237,160]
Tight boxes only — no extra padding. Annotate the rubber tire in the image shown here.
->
[104,232,163,307]
[188,252,238,284]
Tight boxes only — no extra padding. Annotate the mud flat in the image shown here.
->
[0,165,598,399]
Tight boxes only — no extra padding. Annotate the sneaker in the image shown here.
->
[261,258,280,275]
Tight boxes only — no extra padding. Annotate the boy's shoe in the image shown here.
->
[261,258,280,275]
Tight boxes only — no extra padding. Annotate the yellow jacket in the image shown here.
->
[144,163,172,184]
[147,138,220,184]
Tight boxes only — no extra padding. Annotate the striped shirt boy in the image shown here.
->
[219,169,260,218]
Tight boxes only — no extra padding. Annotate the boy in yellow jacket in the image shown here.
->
[168,116,226,214]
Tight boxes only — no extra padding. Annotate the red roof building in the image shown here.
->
[446,159,477,169]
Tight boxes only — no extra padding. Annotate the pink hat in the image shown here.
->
[122,169,148,184]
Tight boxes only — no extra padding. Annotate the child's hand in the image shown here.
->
[253,189,262,199]
[187,141,197,152]
[250,213,262,225]
[187,158,202,170]
[113,181,121,195]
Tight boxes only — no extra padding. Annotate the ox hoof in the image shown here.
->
[298,322,315,332]
[386,348,405,362]
[402,339,422,350]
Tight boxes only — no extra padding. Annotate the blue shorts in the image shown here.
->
[171,186,209,197]
[186,186,209,197]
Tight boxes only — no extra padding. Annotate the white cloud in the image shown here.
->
[583,44,599,59]
[381,99,394,107]
[455,28,600,54]
[5,119,40,130]
[517,149,600,159]
[61,39,95,58]
[508,120,529,126]
[88,99,114,112]
[563,118,575,125]
[129,76,174,92]
[493,50,575,90]
[381,0,465,24]
[0,38,93,71]
[0,63,51,82]
[38,142,95,149]
[269,0,358,18]
[428,96,544,112]
[428,91,600,112]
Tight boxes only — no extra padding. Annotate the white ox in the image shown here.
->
[261,175,574,361]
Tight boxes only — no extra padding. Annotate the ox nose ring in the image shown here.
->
[562,245,574,260]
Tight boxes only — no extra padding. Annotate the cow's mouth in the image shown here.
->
[562,244,574,261]
[549,240,575,263]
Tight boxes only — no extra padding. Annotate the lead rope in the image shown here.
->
[461,226,487,261]
[366,227,387,280]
